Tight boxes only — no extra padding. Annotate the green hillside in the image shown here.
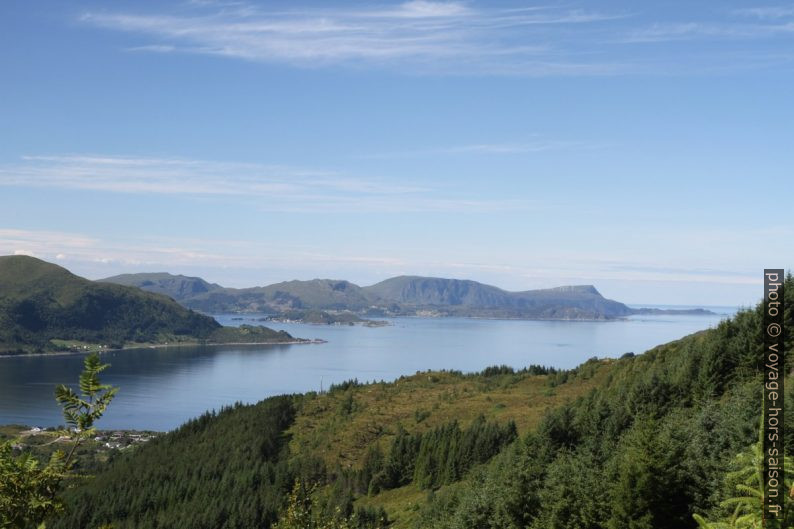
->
[0,256,296,355]
[48,274,793,529]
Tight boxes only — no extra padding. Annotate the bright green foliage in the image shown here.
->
[55,354,118,434]
[0,352,117,529]
[693,421,794,529]
[273,481,315,529]
[273,481,388,529]
[0,443,65,529]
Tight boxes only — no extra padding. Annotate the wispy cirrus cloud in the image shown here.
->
[624,21,794,43]
[624,6,794,43]
[0,154,525,213]
[79,1,628,75]
[76,1,794,75]
[732,6,794,19]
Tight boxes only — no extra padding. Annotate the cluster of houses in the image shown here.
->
[93,431,156,450]
[8,426,158,456]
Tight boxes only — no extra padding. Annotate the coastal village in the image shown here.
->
[1,424,159,457]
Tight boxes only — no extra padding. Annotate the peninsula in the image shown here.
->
[0,256,303,355]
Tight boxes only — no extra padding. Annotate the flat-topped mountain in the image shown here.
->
[0,256,297,355]
[363,275,510,307]
[103,271,707,320]
[362,276,632,319]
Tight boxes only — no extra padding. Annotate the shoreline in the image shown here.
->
[0,338,326,359]
[236,312,716,324]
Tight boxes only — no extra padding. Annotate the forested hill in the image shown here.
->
[0,256,296,355]
[102,272,704,320]
[51,274,793,529]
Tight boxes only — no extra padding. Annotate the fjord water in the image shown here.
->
[0,309,736,431]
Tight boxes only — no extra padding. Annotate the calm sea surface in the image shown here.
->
[0,307,737,431]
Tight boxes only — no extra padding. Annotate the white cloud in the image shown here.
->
[386,1,472,19]
[126,44,177,53]
[625,9,794,44]
[79,1,626,75]
[71,2,794,74]
[733,6,794,19]
[0,154,524,213]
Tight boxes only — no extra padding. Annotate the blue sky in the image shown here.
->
[1,0,792,306]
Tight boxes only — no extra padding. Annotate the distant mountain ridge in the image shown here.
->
[104,276,375,314]
[0,256,298,355]
[104,272,222,299]
[361,276,632,319]
[101,272,712,320]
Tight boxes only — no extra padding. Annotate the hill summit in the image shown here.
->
[0,256,296,355]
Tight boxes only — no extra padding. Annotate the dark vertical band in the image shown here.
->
[763,269,785,522]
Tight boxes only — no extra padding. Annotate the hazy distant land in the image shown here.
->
[0,255,715,355]
[103,271,715,320]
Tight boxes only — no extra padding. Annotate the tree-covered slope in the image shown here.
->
[0,256,295,354]
[55,397,298,529]
[48,274,793,529]
[410,276,793,529]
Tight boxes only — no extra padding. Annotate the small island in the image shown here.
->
[259,310,389,327]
